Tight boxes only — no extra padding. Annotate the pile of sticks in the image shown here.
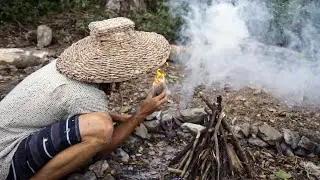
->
[168,94,253,180]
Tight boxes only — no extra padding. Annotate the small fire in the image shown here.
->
[152,63,168,95]
[153,69,165,84]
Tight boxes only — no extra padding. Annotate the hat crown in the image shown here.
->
[88,17,135,37]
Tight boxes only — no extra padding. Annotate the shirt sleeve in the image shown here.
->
[66,84,109,116]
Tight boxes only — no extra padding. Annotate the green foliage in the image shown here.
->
[0,0,104,23]
[0,0,181,41]
[132,1,182,42]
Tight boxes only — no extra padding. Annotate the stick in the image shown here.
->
[169,136,195,166]
[220,125,234,176]
[181,131,201,177]
[221,118,253,178]
[178,150,191,169]
[213,112,225,180]
[168,167,183,174]
[188,110,217,178]
[200,94,252,178]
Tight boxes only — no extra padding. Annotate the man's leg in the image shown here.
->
[29,112,113,180]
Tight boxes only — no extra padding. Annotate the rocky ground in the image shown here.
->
[1,23,320,180]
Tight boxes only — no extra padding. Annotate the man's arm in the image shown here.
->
[97,91,167,156]
[109,113,132,123]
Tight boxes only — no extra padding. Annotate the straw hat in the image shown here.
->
[56,17,170,83]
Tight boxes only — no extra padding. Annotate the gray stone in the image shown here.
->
[162,113,173,122]
[248,137,269,147]
[37,25,52,48]
[181,123,205,135]
[300,161,320,178]
[146,111,161,121]
[179,108,206,124]
[258,123,282,145]
[233,125,244,139]
[101,174,115,180]
[67,173,84,180]
[298,136,318,152]
[83,171,97,180]
[105,0,121,13]
[240,123,250,137]
[134,123,150,139]
[143,120,161,131]
[280,142,295,157]
[283,128,300,149]
[294,148,307,157]
[315,145,320,156]
[124,135,141,146]
[116,148,130,163]
[250,124,259,138]
[105,0,146,14]
[88,160,109,178]
[0,48,48,69]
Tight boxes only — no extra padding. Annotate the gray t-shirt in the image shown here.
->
[0,59,108,178]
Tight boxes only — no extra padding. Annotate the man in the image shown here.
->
[0,17,171,180]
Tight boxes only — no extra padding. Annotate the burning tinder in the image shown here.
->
[153,68,166,96]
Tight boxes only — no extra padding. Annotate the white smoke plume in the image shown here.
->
[168,0,320,108]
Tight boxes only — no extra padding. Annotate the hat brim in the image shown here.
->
[56,31,170,83]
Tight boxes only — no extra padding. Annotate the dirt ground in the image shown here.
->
[1,20,320,179]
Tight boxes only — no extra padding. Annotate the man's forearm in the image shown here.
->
[109,112,132,123]
[97,111,146,155]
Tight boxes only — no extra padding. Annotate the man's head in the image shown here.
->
[55,17,171,86]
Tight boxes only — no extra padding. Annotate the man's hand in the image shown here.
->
[138,90,167,118]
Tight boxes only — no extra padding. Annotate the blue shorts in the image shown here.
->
[6,114,82,180]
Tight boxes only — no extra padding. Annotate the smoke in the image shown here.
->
[168,0,320,107]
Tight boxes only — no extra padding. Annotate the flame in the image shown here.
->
[153,69,165,84]
[153,63,168,84]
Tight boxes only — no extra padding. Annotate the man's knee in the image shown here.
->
[78,112,114,145]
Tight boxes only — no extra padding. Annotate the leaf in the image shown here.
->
[275,170,292,179]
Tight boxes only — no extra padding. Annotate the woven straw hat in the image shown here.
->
[56,17,170,83]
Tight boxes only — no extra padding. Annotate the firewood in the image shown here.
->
[168,94,252,179]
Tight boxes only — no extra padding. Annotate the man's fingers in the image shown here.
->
[154,91,166,101]
[157,95,168,106]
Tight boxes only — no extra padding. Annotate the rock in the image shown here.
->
[280,142,295,157]
[250,124,259,138]
[315,145,320,156]
[88,160,109,178]
[248,137,269,147]
[162,113,173,122]
[67,173,84,180]
[101,174,115,180]
[179,108,206,124]
[294,148,307,157]
[239,123,250,137]
[124,135,141,147]
[0,48,48,69]
[282,128,300,149]
[134,124,150,139]
[120,106,131,113]
[146,111,162,121]
[298,136,318,152]
[143,120,161,131]
[258,123,282,145]
[105,0,146,14]
[233,126,244,139]
[105,0,121,13]
[115,148,130,163]
[83,171,97,180]
[300,161,320,178]
[37,25,52,48]
[181,123,205,134]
